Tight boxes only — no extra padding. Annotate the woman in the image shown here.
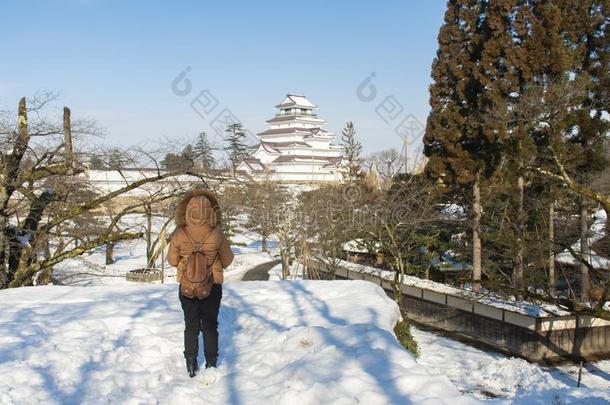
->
[168,189,234,377]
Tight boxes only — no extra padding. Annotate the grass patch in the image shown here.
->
[394,312,420,358]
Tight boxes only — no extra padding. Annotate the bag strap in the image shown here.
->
[183,228,218,263]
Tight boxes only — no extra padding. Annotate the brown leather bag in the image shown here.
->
[179,228,217,299]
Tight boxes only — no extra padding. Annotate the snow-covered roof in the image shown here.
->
[430,250,472,272]
[257,143,281,154]
[275,94,316,109]
[259,127,329,136]
[261,141,311,149]
[343,239,380,254]
[239,158,266,171]
[273,155,341,164]
[304,128,333,138]
[266,115,325,124]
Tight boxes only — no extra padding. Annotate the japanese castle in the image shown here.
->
[237,94,343,183]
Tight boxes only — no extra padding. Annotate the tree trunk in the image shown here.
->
[0,98,30,285]
[105,242,115,265]
[4,190,54,287]
[280,249,290,280]
[261,233,268,252]
[43,238,51,261]
[0,235,7,287]
[549,203,556,295]
[512,174,525,290]
[580,200,590,303]
[472,172,482,291]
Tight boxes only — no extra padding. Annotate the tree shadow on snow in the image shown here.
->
[2,286,178,403]
[218,281,414,404]
[285,281,414,404]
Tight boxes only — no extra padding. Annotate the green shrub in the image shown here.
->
[393,313,420,358]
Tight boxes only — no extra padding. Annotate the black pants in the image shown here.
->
[179,283,222,363]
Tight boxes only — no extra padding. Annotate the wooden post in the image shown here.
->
[146,204,152,263]
[160,229,165,284]
[63,107,74,170]
[105,242,114,265]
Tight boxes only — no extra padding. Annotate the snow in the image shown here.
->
[343,238,380,254]
[439,203,467,220]
[414,327,610,403]
[0,281,474,405]
[431,249,472,271]
[338,259,570,317]
[16,233,31,246]
[267,261,304,281]
[556,209,609,270]
[280,94,316,108]
[5,212,610,403]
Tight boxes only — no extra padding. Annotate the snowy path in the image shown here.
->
[240,259,280,281]
[0,281,472,405]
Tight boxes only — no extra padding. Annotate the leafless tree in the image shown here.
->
[366,148,401,182]
[358,175,439,302]
[0,96,209,288]
[504,78,610,317]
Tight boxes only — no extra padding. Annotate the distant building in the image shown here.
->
[84,169,205,197]
[237,94,343,183]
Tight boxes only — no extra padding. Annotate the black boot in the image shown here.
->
[205,357,217,369]
[186,357,198,378]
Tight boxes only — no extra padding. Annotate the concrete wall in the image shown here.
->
[313,260,610,363]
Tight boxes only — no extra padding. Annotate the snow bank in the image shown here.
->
[0,281,473,404]
[413,327,610,403]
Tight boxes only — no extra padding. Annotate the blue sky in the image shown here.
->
[0,0,446,155]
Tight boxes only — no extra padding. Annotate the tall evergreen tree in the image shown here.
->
[107,148,130,169]
[193,131,215,170]
[160,144,197,171]
[224,123,249,177]
[340,121,364,182]
[424,0,503,291]
[557,0,610,302]
[181,144,196,168]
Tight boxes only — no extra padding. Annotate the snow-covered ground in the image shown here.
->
[413,327,610,403]
[0,281,472,404]
[268,261,303,281]
[4,213,609,404]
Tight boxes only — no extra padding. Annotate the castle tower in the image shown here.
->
[237,94,343,183]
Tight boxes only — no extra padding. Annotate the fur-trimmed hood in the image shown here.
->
[168,188,234,284]
[174,188,222,228]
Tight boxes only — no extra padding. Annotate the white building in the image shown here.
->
[83,169,208,197]
[237,94,343,183]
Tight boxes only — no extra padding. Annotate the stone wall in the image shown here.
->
[313,260,610,363]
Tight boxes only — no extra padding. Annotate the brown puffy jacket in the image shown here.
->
[168,189,234,284]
